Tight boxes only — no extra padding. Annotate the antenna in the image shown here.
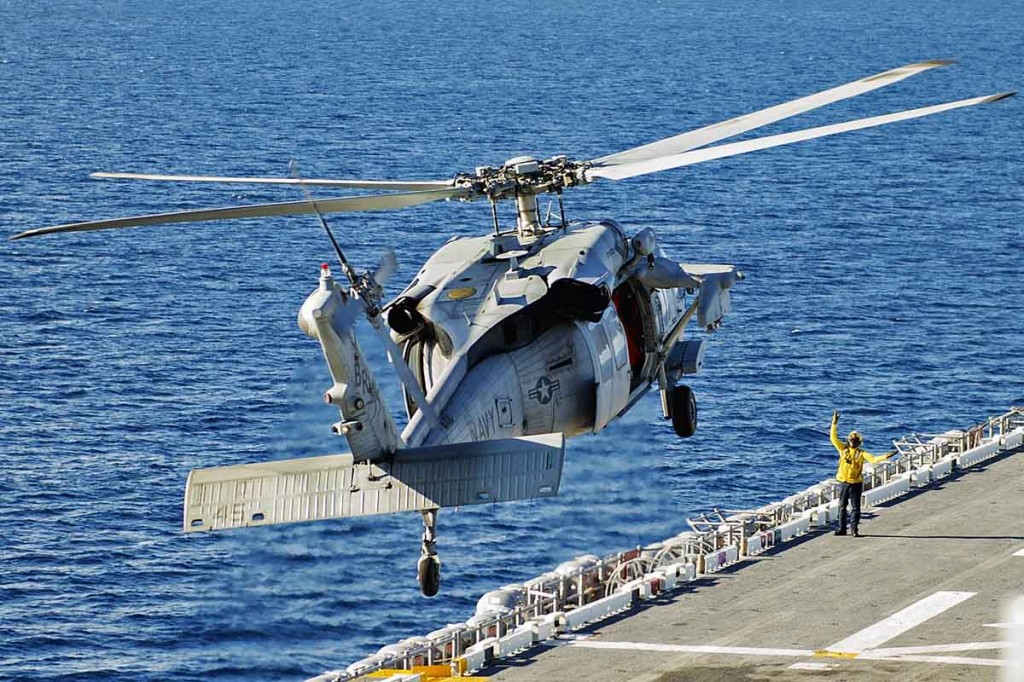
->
[289,160,386,316]
[289,160,441,430]
[289,160,360,289]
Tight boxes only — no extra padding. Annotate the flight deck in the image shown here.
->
[315,407,1024,681]
[489,440,1024,680]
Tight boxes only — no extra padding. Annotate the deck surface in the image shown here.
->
[489,449,1024,681]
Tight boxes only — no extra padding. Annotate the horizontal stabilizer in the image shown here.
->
[183,433,565,532]
[683,263,743,329]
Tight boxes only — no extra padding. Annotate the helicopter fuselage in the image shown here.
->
[367,219,739,452]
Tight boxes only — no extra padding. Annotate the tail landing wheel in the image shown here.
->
[418,509,441,597]
[669,384,697,438]
[417,554,441,597]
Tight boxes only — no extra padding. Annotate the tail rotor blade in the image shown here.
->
[374,248,398,287]
[11,187,469,240]
[589,60,955,167]
[586,92,1015,182]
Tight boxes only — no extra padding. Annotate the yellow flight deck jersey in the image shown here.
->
[831,421,888,483]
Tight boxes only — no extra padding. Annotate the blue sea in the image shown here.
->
[2,1,1022,680]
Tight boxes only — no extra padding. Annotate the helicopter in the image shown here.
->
[13,60,1012,596]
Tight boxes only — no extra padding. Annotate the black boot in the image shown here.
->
[834,528,847,536]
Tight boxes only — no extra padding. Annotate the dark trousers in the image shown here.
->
[838,481,863,532]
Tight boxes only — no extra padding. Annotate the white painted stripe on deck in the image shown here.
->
[1013,548,1024,557]
[874,654,1002,667]
[565,640,813,657]
[823,591,976,653]
[789,662,834,671]
[569,637,1004,670]
[863,641,1007,657]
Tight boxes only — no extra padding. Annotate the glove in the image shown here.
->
[832,410,840,423]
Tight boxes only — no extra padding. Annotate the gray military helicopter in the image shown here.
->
[13,60,1012,596]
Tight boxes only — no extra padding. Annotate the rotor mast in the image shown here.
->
[508,157,543,235]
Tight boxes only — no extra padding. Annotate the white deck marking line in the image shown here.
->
[1013,548,1024,557]
[862,641,1007,657]
[871,654,1002,667]
[789,662,834,671]
[822,591,976,654]
[547,634,592,647]
[565,640,813,657]
[568,638,1004,669]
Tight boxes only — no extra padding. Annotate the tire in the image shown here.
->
[417,555,441,597]
[670,385,697,438]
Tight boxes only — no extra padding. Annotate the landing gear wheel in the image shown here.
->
[418,509,441,597]
[670,384,697,438]
[417,554,441,597]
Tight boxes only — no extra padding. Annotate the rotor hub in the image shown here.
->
[454,155,589,203]
[452,156,589,236]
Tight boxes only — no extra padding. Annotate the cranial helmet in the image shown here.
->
[847,431,863,448]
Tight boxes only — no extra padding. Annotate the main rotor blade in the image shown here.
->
[590,60,955,167]
[11,187,468,240]
[91,171,453,192]
[586,92,1014,182]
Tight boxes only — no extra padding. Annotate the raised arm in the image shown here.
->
[830,411,844,452]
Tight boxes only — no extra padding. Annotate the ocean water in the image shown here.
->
[1,1,1022,680]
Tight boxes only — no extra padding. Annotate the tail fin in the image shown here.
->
[298,264,401,460]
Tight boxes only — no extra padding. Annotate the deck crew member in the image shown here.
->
[830,411,892,537]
